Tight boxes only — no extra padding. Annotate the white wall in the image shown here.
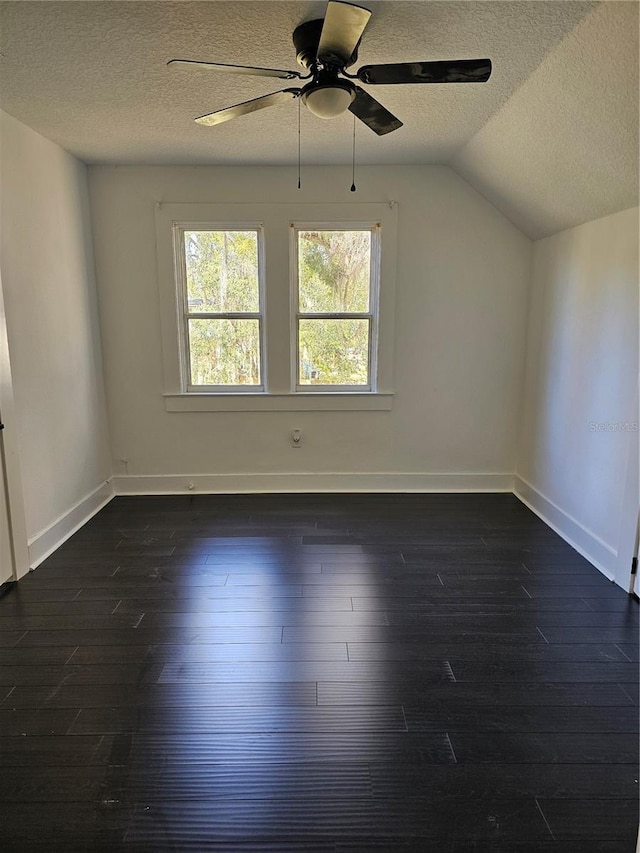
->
[88,165,531,492]
[516,207,639,583]
[0,111,112,563]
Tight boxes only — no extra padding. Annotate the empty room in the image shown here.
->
[0,1,638,850]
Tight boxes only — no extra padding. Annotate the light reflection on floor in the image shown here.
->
[139,534,391,837]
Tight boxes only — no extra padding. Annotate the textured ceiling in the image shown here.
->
[0,1,637,237]
[0,1,595,165]
[453,0,640,238]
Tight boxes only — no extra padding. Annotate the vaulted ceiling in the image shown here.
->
[0,1,637,238]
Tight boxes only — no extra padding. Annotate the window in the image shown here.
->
[293,227,379,391]
[178,228,264,391]
[155,202,397,412]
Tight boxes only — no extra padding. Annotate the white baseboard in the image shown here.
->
[21,473,623,588]
[28,480,115,569]
[113,472,514,495]
[513,475,617,582]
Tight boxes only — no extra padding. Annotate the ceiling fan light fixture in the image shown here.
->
[302,83,355,119]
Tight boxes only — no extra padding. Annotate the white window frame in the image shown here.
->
[155,202,397,412]
[291,223,381,393]
[174,223,266,393]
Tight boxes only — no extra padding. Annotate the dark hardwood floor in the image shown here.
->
[1,493,637,851]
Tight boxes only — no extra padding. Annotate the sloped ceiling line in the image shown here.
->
[452,1,640,239]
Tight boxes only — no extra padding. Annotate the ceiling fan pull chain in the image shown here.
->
[298,96,302,190]
[350,112,357,192]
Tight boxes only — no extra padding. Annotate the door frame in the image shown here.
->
[627,513,639,596]
[0,266,29,580]
[614,376,639,593]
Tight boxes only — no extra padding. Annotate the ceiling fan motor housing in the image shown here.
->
[293,18,358,69]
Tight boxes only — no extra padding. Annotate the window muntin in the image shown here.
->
[293,226,380,390]
[178,228,264,390]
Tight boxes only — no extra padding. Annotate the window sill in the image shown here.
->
[163,393,394,412]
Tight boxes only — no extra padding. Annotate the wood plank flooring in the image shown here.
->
[0,493,638,851]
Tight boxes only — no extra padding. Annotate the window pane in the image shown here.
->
[188,319,261,386]
[299,319,369,386]
[298,230,371,313]
[184,231,260,313]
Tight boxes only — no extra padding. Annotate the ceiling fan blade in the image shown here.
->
[348,86,402,136]
[195,89,300,127]
[317,2,372,66]
[357,58,492,85]
[169,59,304,80]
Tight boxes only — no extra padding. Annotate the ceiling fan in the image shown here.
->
[169,1,492,136]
